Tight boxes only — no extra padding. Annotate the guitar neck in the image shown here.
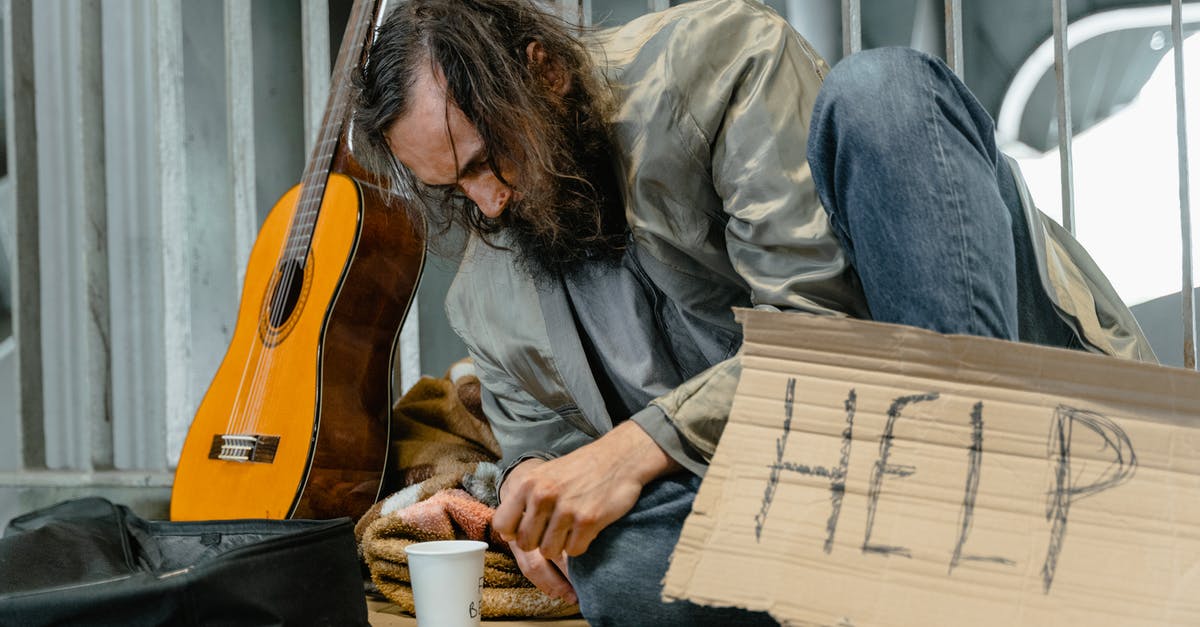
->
[284,0,378,262]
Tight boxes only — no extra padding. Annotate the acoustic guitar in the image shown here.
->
[171,0,424,521]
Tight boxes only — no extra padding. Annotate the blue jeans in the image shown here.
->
[808,47,1076,346]
[568,476,779,626]
[567,48,1077,626]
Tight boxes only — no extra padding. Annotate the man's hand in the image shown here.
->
[507,541,576,605]
[493,420,681,560]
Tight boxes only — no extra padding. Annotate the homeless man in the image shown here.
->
[351,0,1156,624]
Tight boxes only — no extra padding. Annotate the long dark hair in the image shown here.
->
[352,0,617,262]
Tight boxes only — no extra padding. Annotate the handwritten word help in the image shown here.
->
[754,379,1137,593]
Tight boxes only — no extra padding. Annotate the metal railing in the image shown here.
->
[1171,0,1197,369]
[833,0,1196,368]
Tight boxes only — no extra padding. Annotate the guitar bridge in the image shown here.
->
[208,434,281,463]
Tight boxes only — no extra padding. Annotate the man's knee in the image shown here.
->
[823,47,942,103]
[809,46,997,186]
[813,47,952,137]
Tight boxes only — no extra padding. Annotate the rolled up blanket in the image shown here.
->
[358,487,577,619]
[357,361,579,619]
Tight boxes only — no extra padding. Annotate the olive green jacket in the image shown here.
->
[445,0,1156,475]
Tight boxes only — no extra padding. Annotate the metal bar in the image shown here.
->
[648,0,668,11]
[911,0,939,57]
[944,0,963,78]
[841,0,861,57]
[1052,0,1076,234]
[579,0,592,26]
[554,0,578,25]
[785,0,841,66]
[4,0,43,469]
[155,0,194,467]
[301,0,330,155]
[225,0,256,287]
[1172,0,1197,370]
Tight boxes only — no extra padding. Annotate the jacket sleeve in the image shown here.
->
[703,7,855,313]
[643,3,867,468]
[472,350,600,489]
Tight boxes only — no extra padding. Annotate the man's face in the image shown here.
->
[383,60,625,280]
[385,64,518,219]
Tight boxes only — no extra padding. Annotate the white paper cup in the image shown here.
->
[405,540,488,627]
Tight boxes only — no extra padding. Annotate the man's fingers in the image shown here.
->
[514,492,555,551]
[539,510,573,559]
[492,497,522,541]
[550,551,570,582]
[510,542,577,604]
[563,523,600,557]
[495,459,547,541]
[559,502,610,556]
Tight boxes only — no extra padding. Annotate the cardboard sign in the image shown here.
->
[663,309,1200,626]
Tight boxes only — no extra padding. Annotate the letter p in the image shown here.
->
[1042,405,1137,593]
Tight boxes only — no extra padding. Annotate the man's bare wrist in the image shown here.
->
[611,420,682,483]
[500,457,544,500]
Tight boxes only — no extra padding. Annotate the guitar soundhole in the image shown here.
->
[269,260,305,328]
[258,256,313,346]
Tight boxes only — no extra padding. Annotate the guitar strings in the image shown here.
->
[229,163,323,440]
[227,185,308,440]
[233,163,327,439]
[240,108,349,435]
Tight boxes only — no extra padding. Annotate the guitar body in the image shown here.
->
[171,173,424,521]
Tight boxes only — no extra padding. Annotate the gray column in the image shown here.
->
[250,0,304,225]
[301,0,331,155]
[183,0,238,415]
[155,0,193,468]
[101,0,172,471]
[33,0,109,471]
[226,0,257,288]
[2,0,38,470]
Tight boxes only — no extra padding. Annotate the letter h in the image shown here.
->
[755,379,855,553]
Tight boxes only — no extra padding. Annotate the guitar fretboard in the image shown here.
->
[283,0,374,262]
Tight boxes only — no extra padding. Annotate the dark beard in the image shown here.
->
[488,119,627,283]
[501,170,626,282]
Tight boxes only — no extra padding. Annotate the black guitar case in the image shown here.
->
[0,497,368,626]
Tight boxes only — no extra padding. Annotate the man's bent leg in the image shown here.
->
[808,47,1022,339]
[567,475,778,626]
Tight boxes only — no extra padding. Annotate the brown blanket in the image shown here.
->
[356,362,578,619]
